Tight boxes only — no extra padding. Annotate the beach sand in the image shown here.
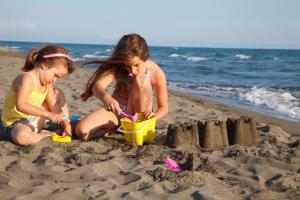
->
[0,48,299,200]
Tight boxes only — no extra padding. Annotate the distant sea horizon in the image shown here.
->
[1,40,300,122]
[1,39,299,51]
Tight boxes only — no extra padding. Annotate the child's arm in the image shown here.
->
[92,73,122,114]
[153,68,168,120]
[15,74,61,123]
[45,84,72,136]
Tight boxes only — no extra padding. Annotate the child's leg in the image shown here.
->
[126,75,153,114]
[75,108,119,141]
[10,124,51,145]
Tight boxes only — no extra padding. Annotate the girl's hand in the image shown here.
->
[61,120,72,137]
[47,112,62,124]
[143,111,155,119]
[103,96,121,115]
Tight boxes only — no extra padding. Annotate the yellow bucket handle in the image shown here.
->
[117,121,149,134]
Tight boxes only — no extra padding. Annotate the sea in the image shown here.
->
[1,40,299,122]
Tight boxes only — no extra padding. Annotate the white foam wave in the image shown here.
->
[169,54,208,62]
[235,54,252,60]
[83,54,109,59]
[273,57,279,60]
[239,86,300,120]
[72,57,85,62]
[187,56,208,62]
[105,48,112,52]
[169,53,184,58]
[94,51,102,55]
[169,82,240,94]
[169,82,300,120]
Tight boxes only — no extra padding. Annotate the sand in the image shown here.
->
[0,47,299,200]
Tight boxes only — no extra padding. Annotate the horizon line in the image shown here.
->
[0,39,299,51]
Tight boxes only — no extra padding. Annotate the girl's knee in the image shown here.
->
[75,122,90,141]
[11,130,32,145]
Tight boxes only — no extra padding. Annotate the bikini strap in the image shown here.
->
[145,65,152,81]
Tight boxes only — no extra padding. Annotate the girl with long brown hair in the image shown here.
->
[76,34,168,140]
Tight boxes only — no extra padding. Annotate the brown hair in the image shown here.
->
[81,33,149,101]
[23,44,74,73]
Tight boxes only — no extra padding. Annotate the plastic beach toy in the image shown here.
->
[62,115,80,121]
[45,115,80,124]
[165,157,181,172]
[51,133,72,143]
[117,113,156,145]
[120,112,138,122]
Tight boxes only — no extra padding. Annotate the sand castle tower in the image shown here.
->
[165,117,258,149]
[226,117,258,146]
[198,120,229,149]
[165,122,199,148]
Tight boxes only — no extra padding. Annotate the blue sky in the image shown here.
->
[0,0,299,49]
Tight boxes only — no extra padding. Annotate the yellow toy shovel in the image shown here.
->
[51,133,72,143]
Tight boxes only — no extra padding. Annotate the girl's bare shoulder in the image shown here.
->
[146,60,166,86]
[147,60,165,76]
[12,72,33,90]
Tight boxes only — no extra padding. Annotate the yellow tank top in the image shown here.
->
[1,74,48,127]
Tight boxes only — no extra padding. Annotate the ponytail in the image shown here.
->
[22,49,38,72]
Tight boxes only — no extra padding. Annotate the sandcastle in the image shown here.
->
[226,117,258,146]
[165,117,257,149]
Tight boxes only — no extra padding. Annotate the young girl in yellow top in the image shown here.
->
[1,45,74,145]
[76,33,168,140]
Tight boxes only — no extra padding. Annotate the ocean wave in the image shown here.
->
[169,82,300,121]
[94,51,102,55]
[72,57,85,62]
[83,54,109,59]
[239,86,300,120]
[234,54,252,60]
[169,53,185,58]
[169,54,208,62]
[187,56,208,62]
[169,82,241,94]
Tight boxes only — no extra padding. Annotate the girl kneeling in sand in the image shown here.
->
[1,45,74,145]
[76,33,168,140]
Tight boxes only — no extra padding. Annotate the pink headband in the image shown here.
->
[42,53,71,60]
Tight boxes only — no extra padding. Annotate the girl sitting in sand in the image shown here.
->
[1,45,74,145]
[76,33,168,140]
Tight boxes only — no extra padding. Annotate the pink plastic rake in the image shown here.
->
[165,157,181,172]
